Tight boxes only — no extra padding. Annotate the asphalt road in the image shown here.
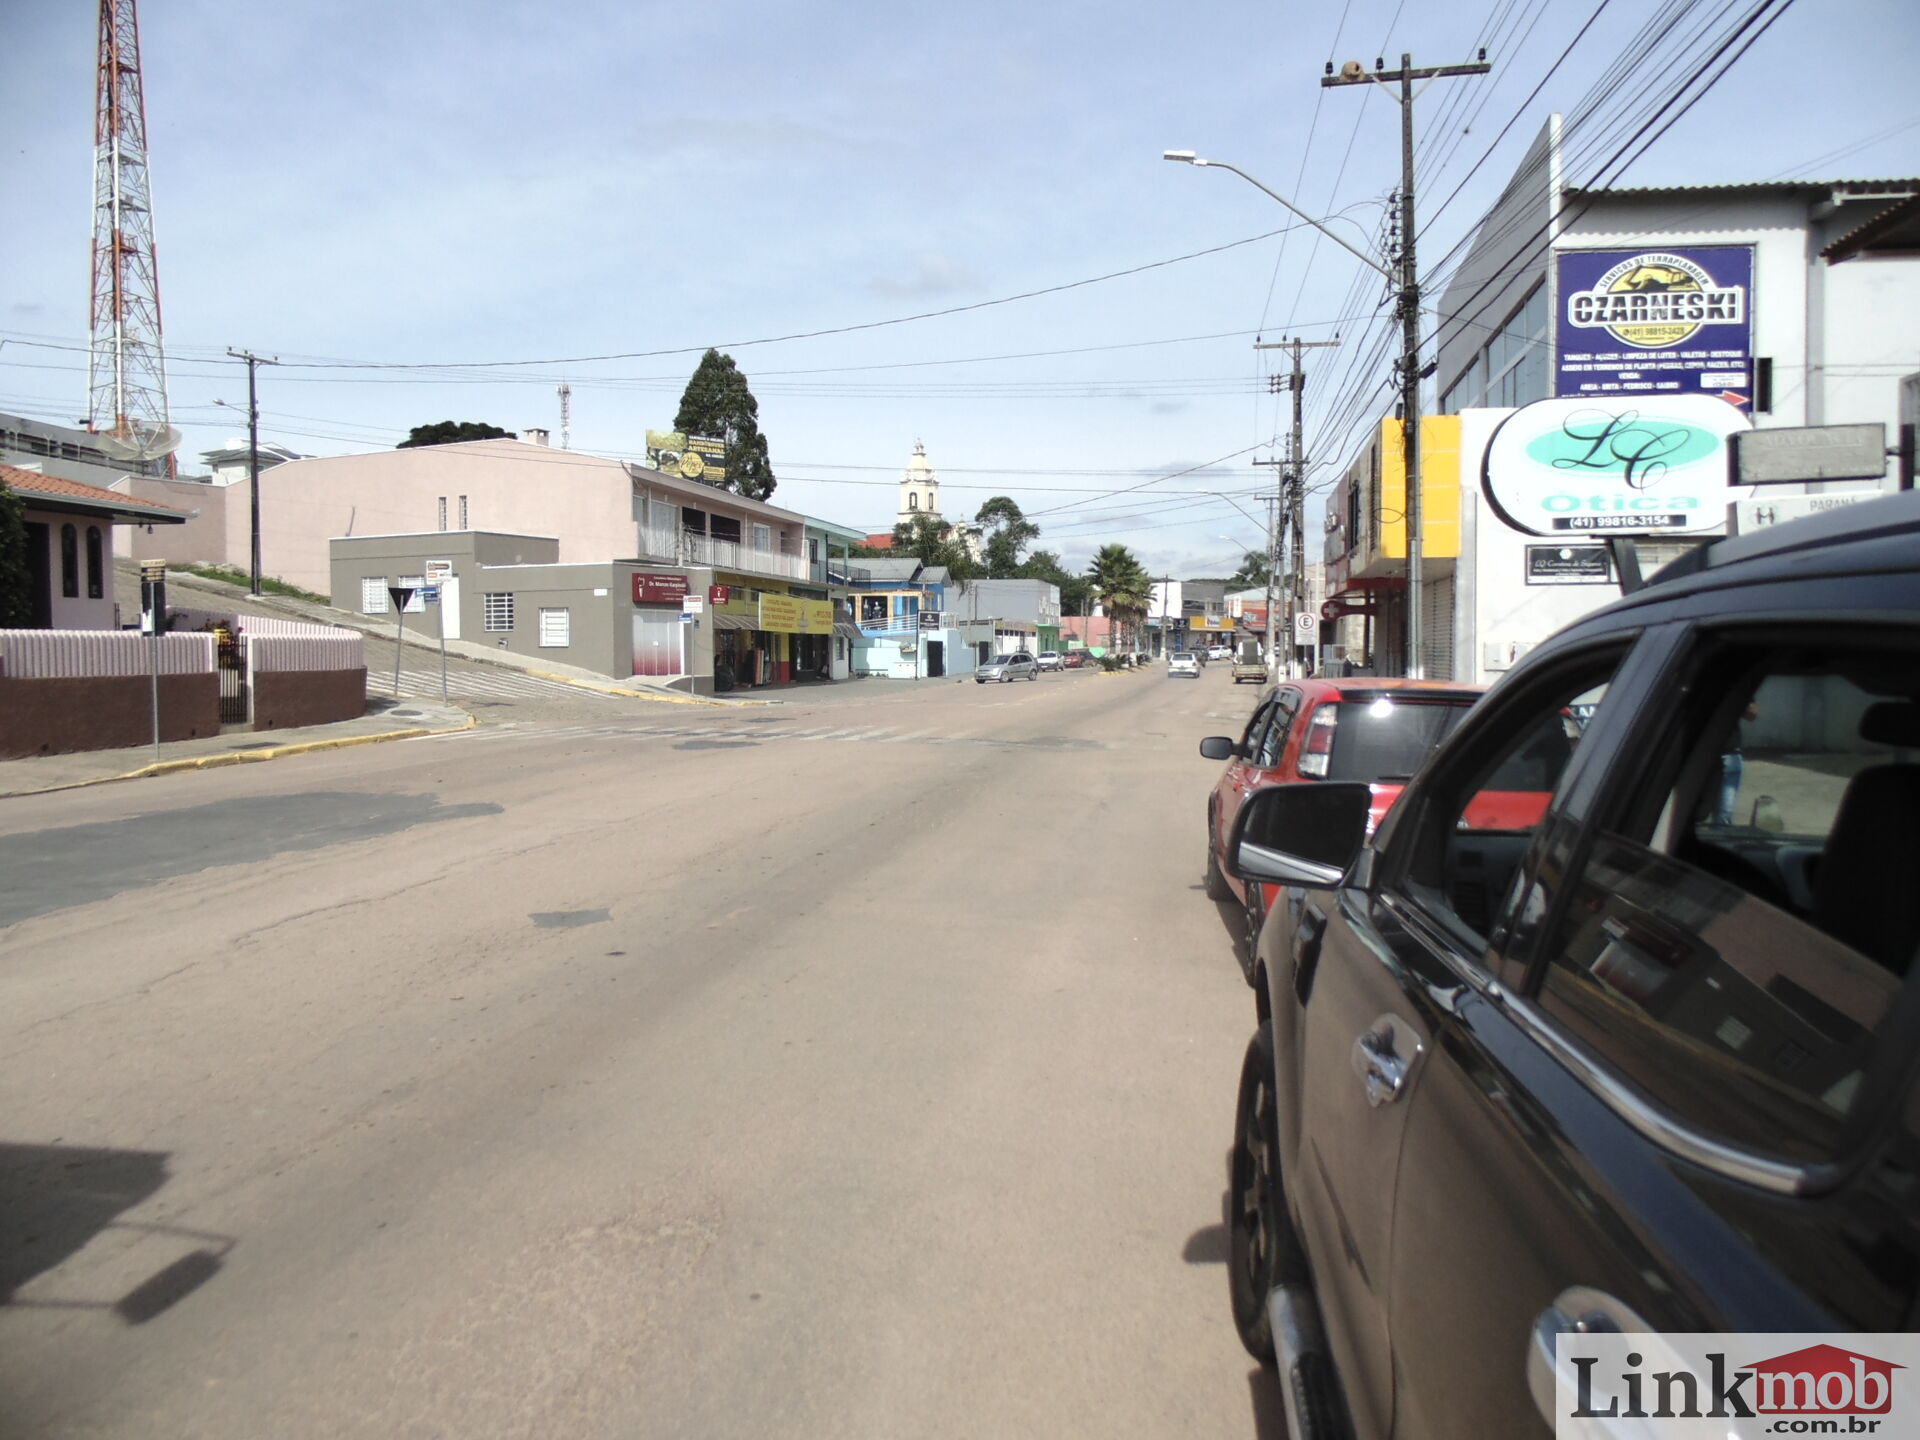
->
[0,663,1283,1439]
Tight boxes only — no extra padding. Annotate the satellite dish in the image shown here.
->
[95,423,183,462]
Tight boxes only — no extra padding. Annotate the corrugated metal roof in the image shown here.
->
[1565,178,1920,201]
[1823,193,1920,262]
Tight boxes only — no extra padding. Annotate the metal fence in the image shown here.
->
[0,629,214,677]
[216,632,249,722]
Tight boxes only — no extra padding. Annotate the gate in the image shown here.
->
[217,631,249,722]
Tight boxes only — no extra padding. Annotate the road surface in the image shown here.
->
[0,665,1286,1439]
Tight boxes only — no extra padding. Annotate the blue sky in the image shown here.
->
[4,0,1916,576]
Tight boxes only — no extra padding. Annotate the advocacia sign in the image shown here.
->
[1483,394,1750,538]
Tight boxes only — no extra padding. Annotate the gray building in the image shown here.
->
[330,531,723,690]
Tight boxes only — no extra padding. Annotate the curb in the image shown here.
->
[109,716,480,784]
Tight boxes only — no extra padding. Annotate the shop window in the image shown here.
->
[85,526,103,598]
[484,593,515,632]
[361,577,389,614]
[60,524,78,597]
[860,595,888,623]
[538,607,570,647]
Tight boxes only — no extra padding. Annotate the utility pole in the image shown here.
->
[1258,337,1339,677]
[1251,466,1285,670]
[1324,51,1488,679]
[227,347,278,595]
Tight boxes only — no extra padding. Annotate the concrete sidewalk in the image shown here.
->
[0,696,474,800]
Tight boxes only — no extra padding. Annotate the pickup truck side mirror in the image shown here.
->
[1198,736,1238,761]
[1227,781,1372,889]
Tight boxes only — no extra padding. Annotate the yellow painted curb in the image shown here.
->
[112,717,477,783]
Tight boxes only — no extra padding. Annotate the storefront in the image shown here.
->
[708,581,834,689]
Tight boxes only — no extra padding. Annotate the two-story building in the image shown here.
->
[1320,119,1917,680]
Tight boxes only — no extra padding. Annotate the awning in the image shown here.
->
[833,621,862,641]
[711,612,757,631]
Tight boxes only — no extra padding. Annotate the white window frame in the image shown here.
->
[437,496,447,531]
[752,523,772,552]
[361,577,389,614]
[483,592,515,632]
[397,575,427,614]
[538,607,571,648]
[458,495,469,529]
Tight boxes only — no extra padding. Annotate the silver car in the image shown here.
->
[976,652,1038,683]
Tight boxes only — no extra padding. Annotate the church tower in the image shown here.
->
[895,441,940,526]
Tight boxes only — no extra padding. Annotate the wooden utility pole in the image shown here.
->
[1323,52,1488,678]
[226,348,279,595]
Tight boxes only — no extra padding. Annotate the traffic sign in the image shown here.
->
[387,586,416,611]
[418,585,440,604]
[1294,612,1319,640]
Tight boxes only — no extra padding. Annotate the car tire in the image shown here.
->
[1029,669,1037,681]
[1241,888,1265,987]
[1230,1022,1305,1365]
[1204,822,1232,902]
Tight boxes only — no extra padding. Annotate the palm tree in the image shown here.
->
[1086,543,1152,654]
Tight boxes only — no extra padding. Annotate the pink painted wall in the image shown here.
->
[113,477,230,567]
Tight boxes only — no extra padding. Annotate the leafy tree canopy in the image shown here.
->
[889,513,978,585]
[1228,548,1273,590]
[397,420,516,448]
[974,495,1041,579]
[0,479,30,628]
[674,348,777,501]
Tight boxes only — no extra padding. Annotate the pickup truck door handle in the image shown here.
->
[1350,1016,1423,1107]
[1526,1286,1657,1428]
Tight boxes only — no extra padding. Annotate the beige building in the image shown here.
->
[112,437,814,598]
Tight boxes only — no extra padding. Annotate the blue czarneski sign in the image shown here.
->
[1555,245,1754,407]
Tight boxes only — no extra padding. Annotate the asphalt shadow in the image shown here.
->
[0,791,504,928]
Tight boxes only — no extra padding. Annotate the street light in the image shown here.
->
[1161,152,1391,280]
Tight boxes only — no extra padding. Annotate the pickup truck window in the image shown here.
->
[1399,657,1625,949]
[1537,642,1920,1163]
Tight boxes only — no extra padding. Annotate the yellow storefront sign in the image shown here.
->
[757,594,802,633]
[799,599,833,635]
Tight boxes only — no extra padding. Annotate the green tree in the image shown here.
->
[974,495,1040,579]
[0,478,30,627]
[889,513,978,585]
[1086,543,1152,652]
[397,420,516,448]
[1228,548,1272,590]
[673,348,777,501]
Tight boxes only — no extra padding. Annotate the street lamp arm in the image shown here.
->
[1163,152,1392,280]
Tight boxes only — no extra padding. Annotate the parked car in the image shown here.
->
[1221,491,1920,1440]
[1208,643,1232,661]
[1167,652,1200,678]
[1034,651,1064,672]
[1199,678,1555,970]
[975,652,1037,683]
[1062,651,1089,669]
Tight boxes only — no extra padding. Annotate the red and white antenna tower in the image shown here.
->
[89,0,179,475]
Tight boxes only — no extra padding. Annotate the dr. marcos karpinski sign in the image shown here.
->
[1548,1332,1917,1437]
[1484,394,1752,538]
[1556,245,1753,403]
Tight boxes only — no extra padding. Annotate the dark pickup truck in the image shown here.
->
[1222,492,1920,1439]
